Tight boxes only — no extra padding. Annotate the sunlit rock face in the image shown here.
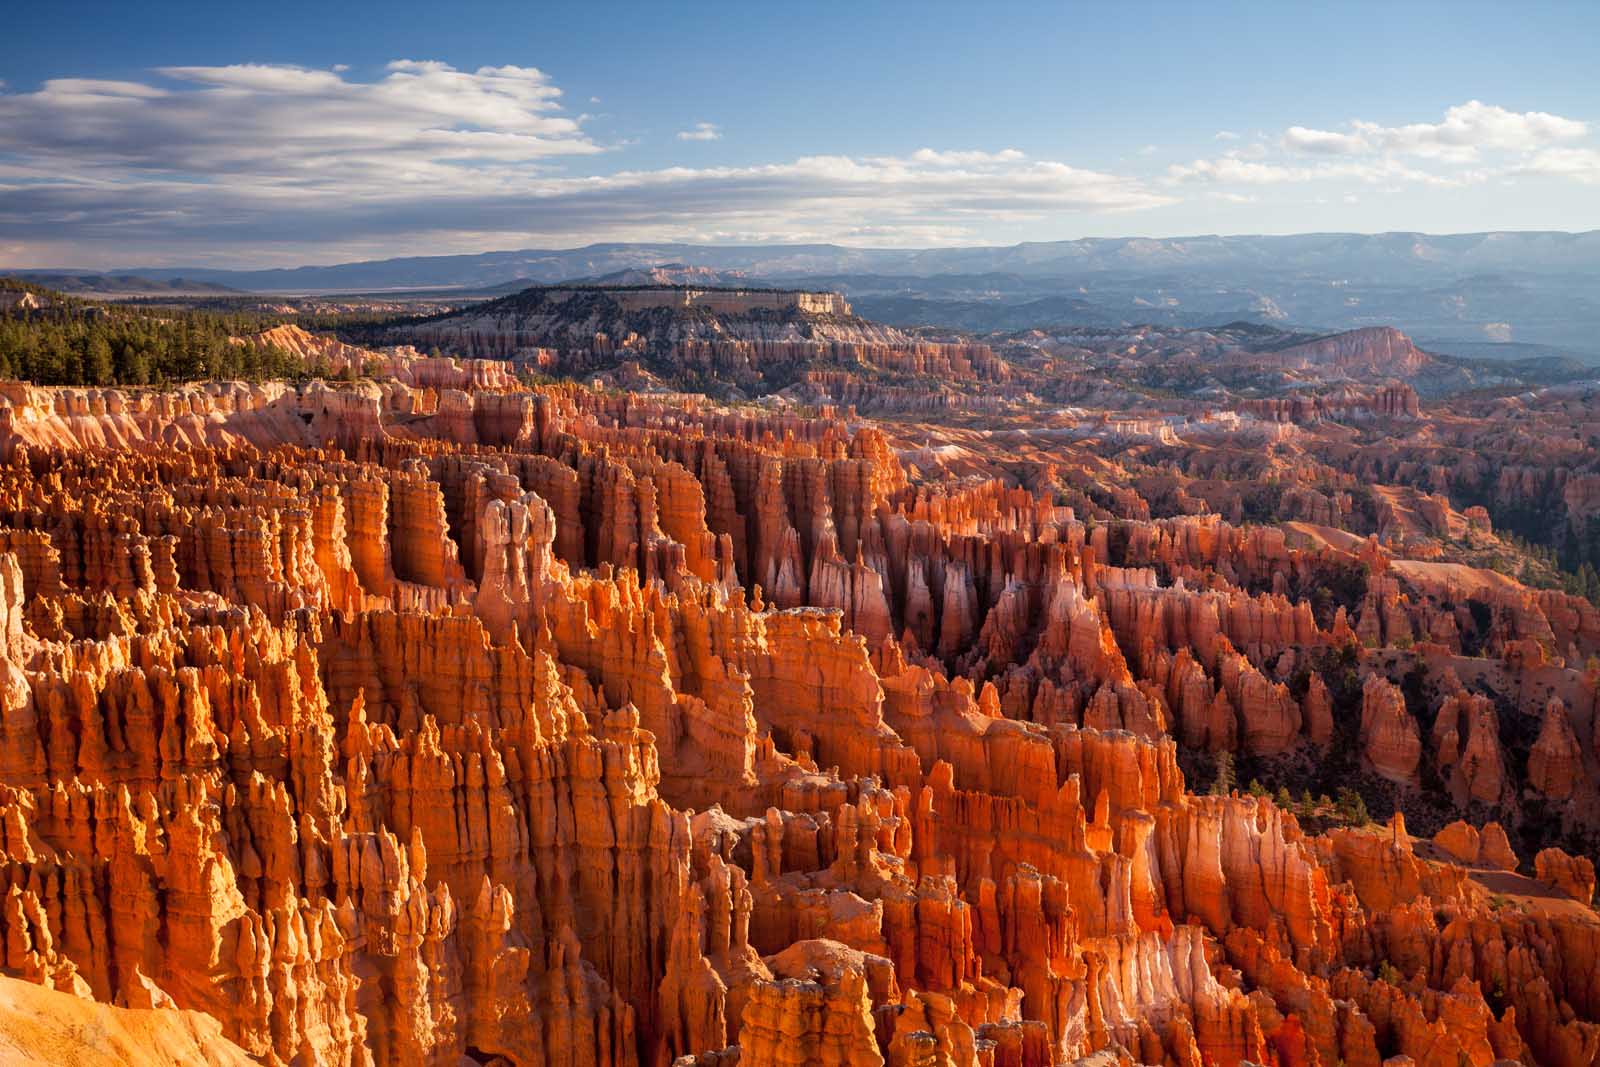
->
[0,365,1596,1067]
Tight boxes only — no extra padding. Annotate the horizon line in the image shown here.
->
[7,226,1600,275]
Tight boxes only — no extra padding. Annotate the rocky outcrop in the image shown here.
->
[385,285,1009,393]
[742,940,889,1067]
[1235,384,1421,423]
[1361,676,1422,784]
[1535,848,1597,905]
[1527,698,1585,801]
[0,371,1595,1067]
[1432,691,1506,805]
[1248,327,1436,378]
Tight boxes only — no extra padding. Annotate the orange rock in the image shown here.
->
[1477,822,1520,872]
[1431,692,1505,806]
[1527,698,1584,801]
[743,940,891,1067]
[1534,847,1595,905]
[1433,821,1481,864]
[1361,675,1421,784]
[0,372,1598,1067]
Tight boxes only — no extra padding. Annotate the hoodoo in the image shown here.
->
[0,352,1596,1066]
[2,18,1597,1062]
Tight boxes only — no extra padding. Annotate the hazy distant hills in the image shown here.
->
[11,272,243,295]
[78,231,1600,289]
[16,231,1600,359]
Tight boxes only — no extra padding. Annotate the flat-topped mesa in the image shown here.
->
[540,285,852,317]
[1234,384,1421,423]
[380,283,1012,391]
[239,324,520,391]
[1244,326,1437,378]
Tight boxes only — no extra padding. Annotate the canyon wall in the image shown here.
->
[0,374,1595,1067]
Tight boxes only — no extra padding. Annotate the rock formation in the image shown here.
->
[0,365,1596,1067]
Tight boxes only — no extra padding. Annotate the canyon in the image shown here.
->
[0,292,1597,1067]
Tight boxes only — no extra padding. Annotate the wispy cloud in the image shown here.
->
[0,60,598,183]
[1281,126,1369,155]
[10,63,1590,266]
[1517,146,1600,182]
[909,148,1024,165]
[1169,100,1593,190]
[0,61,1174,263]
[1282,101,1587,161]
[677,121,721,141]
[1168,156,1467,187]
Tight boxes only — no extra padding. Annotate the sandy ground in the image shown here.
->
[1412,838,1599,921]
[1390,559,1526,597]
[0,975,254,1067]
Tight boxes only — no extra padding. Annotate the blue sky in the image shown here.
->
[3,0,1598,266]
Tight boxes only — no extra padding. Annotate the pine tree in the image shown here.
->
[85,333,115,386]
[1336,787,1371,825]
[1210,751,1236,796]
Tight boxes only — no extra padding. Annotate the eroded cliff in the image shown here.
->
[0,372,1594,1067]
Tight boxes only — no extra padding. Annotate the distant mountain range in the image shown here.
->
[12,231,1600,359]
[8,272,243,295]
[32,231,1594,289]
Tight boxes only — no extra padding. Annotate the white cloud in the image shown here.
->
[18,64,1587,265]
[909,147,1024,165]
[0,62,1173,262]
[1283,101,1587,162]
[1168,158,1300,184]
[37,78,170,99]
[1282,126,1369,155]
[1173,101,1593,192]
[677,121,722,141]
[159,63,349,93]
[0,61,596,190]
[1518,146,1600,182]
[1167,156,1464,187]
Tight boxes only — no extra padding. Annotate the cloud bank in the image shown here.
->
[1169,101,1593,190]
[1,65,1596,265]
[0,61,1171,263]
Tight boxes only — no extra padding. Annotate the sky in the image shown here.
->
[2,0,1599,268]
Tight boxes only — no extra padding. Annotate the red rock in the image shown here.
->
[1527,698,1584,801]
[1478,823,1520,872]
[1432,692,1506,805]
[1534,848,1595,905]
[0,371,1595,1067]
[1433,822,1481,864]
[1361,676,1422,784]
